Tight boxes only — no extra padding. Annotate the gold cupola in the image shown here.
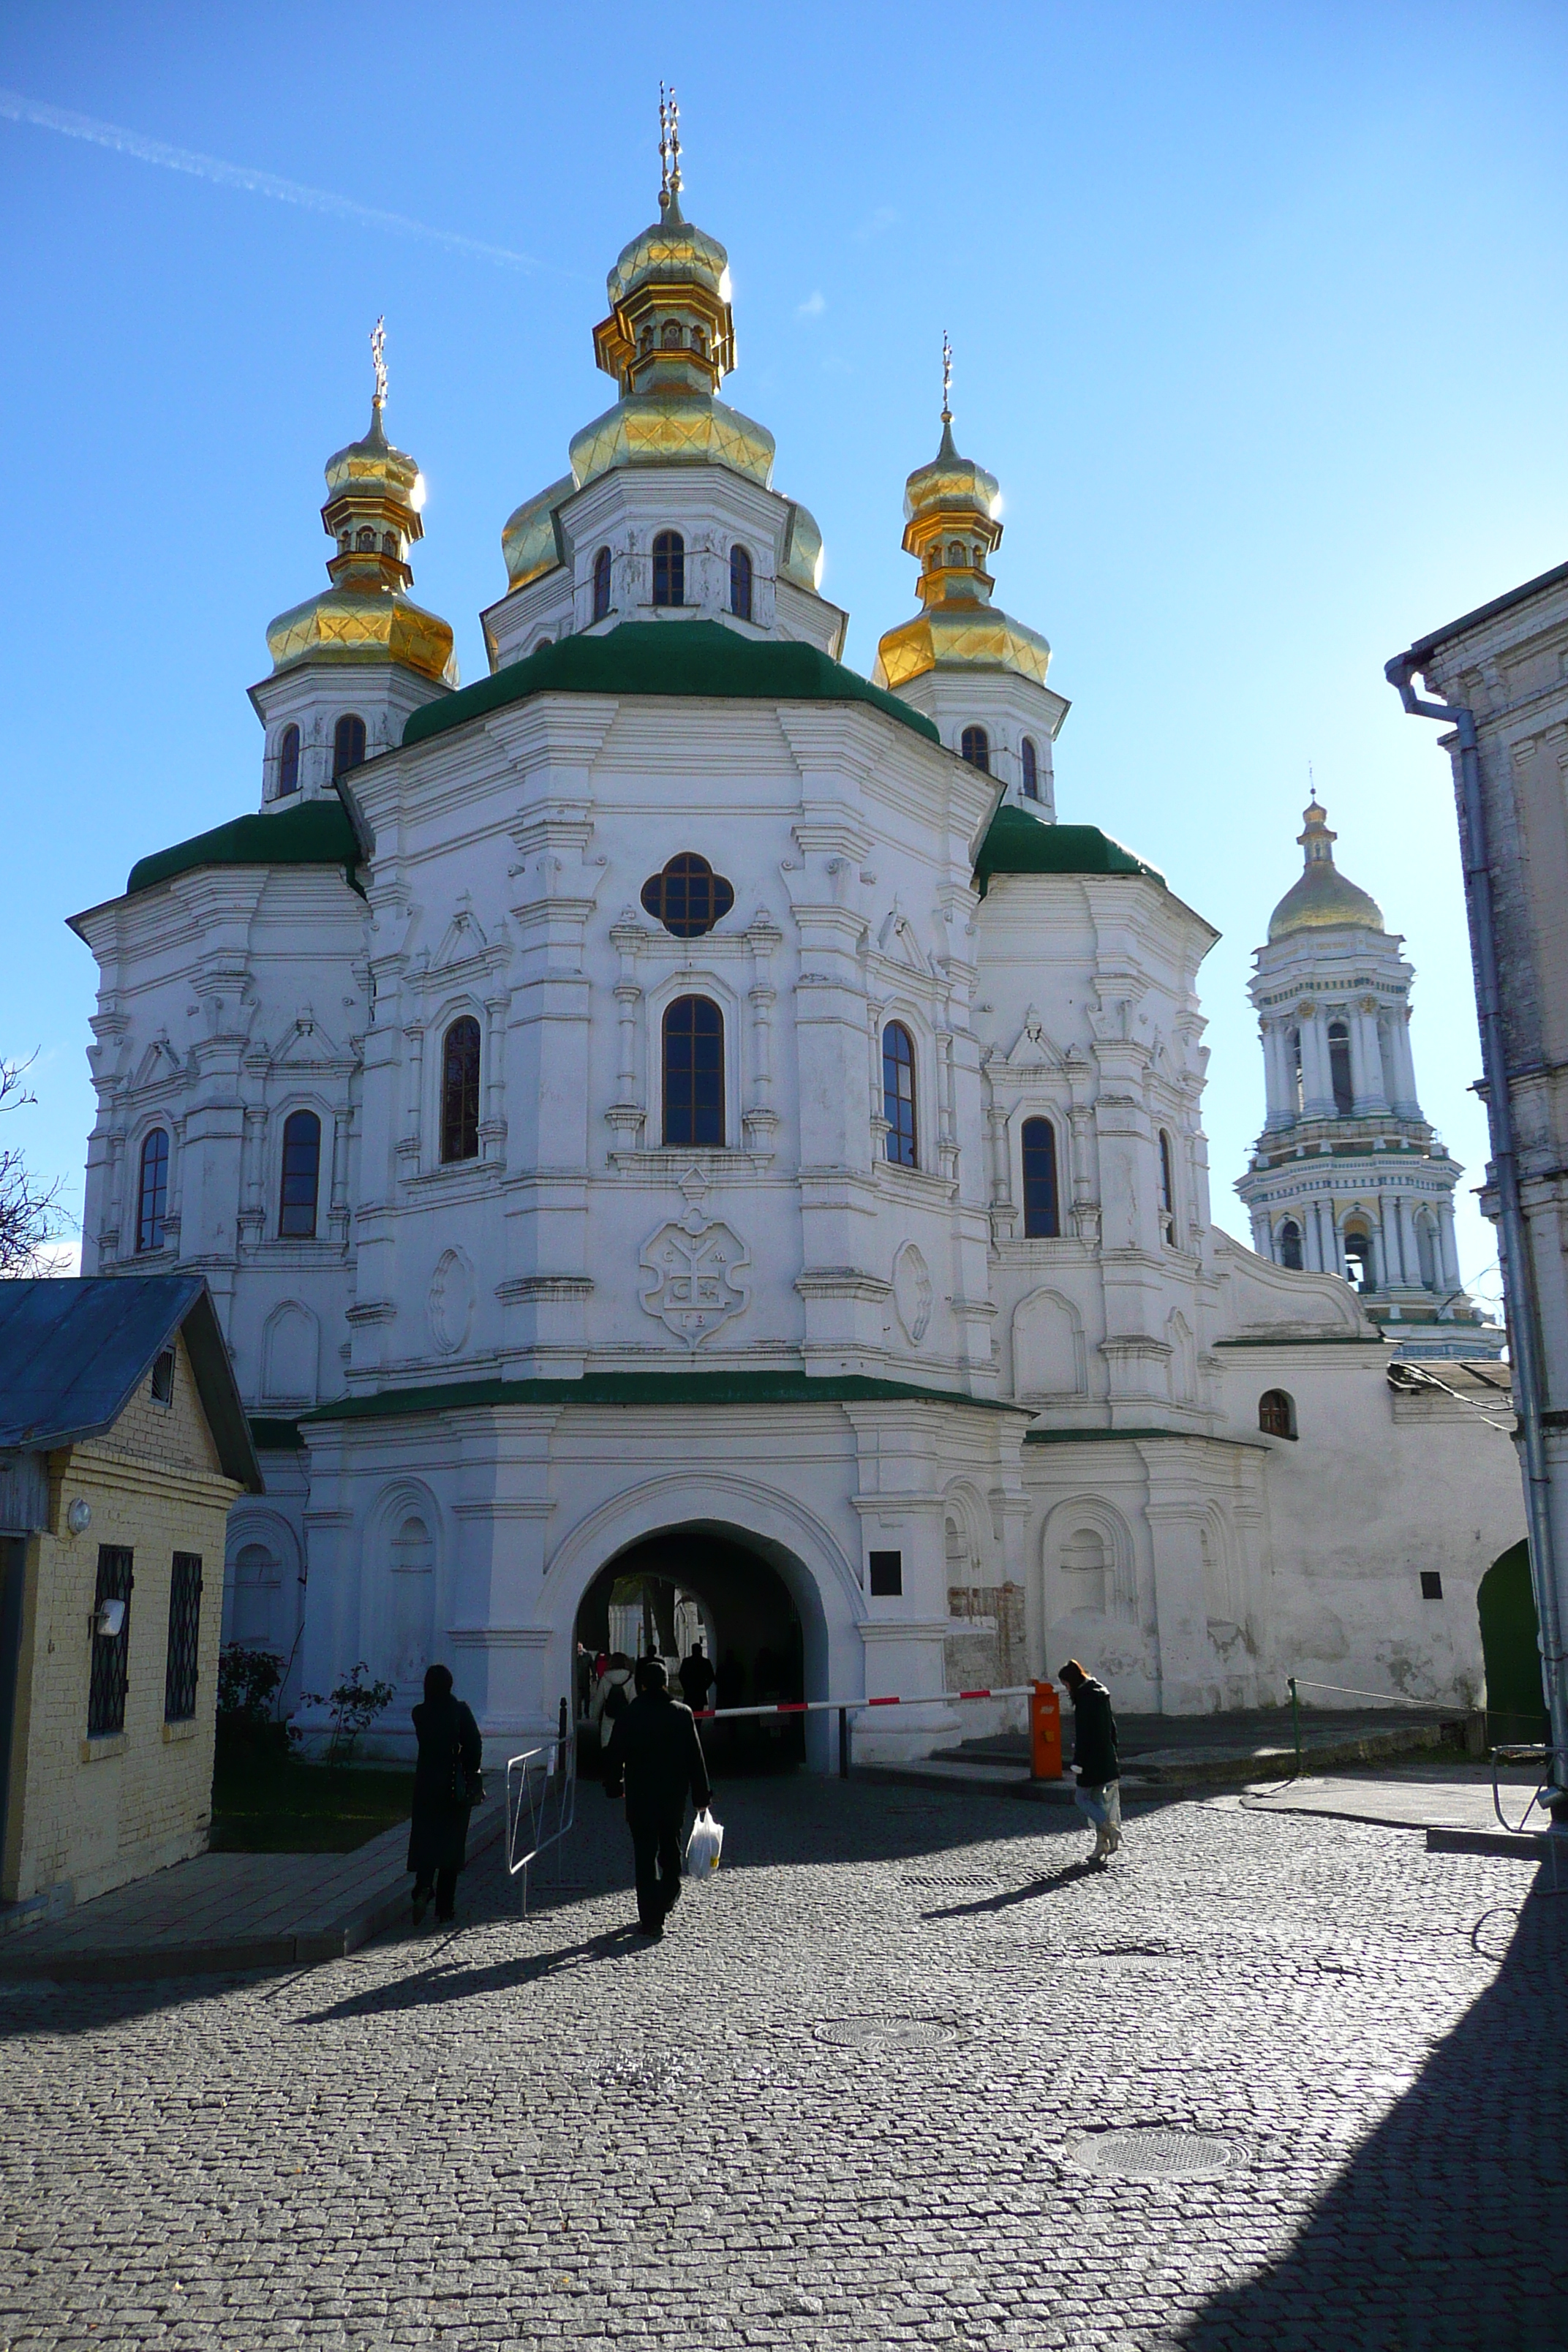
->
[1267,802,1386,941]
[876,343,1052,692]
[266,322,458,687]
[559,90,777,512]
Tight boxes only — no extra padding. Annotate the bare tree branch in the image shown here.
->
[0,1054,69,1277]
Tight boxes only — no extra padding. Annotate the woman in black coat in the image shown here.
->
[408,1663,483,1925]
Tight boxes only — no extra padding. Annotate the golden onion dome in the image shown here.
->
[267,383,456,687]
[1267,802,1385,941]
[607,205,731,310]
[780,500,824,592]
[875,606,1051,693]
[903,418,1000,528]
[501,474,575,592]
[568,390,775,495]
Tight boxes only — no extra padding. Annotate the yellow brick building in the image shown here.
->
[0,1278,260,1913]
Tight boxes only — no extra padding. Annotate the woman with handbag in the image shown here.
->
[408,1662,483,1926]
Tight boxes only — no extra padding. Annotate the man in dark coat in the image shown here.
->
[602,1655,713,1937]
[677,1638,715,1716]
[1059,1657,1122,1864]
[408,1662,483,1925]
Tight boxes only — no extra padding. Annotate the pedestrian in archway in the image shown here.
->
[679,1637,715,1716]
[1060,1657,1121,1864]
[602,1655,713,1938]
[589,1651,636,1765]
[408,1663,483,1926]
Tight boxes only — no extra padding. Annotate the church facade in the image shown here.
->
[68,149,1526,1758]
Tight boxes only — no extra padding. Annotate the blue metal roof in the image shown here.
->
[0,1277,261,1488]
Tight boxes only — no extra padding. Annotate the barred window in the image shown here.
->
[1022,1116,1060,1237]
[136,1129,169,1254]
[663,996,725,1148]
[652,530,685,607]
[333,712,366,779]
[88,1546,133,1738]
[641,851,735,939]
[440,1018,481,1164]
[279,1109,321,1237]
[277,724,301,798]
[164,1553,203,1722]
[960,725,990,773]
[882,1022,917,1169]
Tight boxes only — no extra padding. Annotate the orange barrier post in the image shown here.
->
[1030,1678,1063,1781]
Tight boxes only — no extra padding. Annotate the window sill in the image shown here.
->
[80,1733,127,1763]
[162,1717,199,1744]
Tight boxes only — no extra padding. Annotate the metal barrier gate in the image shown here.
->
[505,1698,577,1915]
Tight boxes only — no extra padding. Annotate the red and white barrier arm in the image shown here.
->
[689,1684,1036,1722]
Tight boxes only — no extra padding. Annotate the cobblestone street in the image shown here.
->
[2,1777,1564,2351]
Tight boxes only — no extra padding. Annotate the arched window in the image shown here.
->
[356,526,375,552]
[136,1128,169,1254]
[882,1022,917,1169]
[1259,1389,1297,1440]
[1327,1019,1354,1117]
[1021,736,1039,800]
[278,1109,321,1239]
[663,996,725,1147]
[382,530,398,558]
[276,724,300,799]
[948,540,965,568]
[960,725,990,773]
[1279,1217,1304,1270]
[1021,1116,1060,1237]
[1343,1228,1373,1292]
[662,321,682,348]
[440,1017,481,1164]
[1288,1028,1304,1116]
[1061,1528,1108,1613]
[1416,1212,1439,1292]
[652,530,685,607]
[592,546,611,622]
[1158,1130,1177,1245]
[333,713,366,779]
[730,543,753,622]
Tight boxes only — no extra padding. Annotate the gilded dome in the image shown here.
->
[903,419,1000,528]
[607,206,731,310]
[568,390,775,495]
[877,394,1048,692]
[266,388,456,687]
[501,474,574,591]
[1267,802,1384,941]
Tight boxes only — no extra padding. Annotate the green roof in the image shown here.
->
[124,797,363,900]
[299,1368,1027,1425]
[402,619,941,749]
[973,804,1163,897]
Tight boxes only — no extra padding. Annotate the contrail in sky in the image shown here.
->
[0,87,546,272]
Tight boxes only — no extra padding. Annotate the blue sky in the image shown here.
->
[4,1,1566,1304]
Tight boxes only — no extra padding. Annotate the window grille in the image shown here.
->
[882,1023,917,1168]
[333,713,366,778]
[88,1546,133,1738]
[1021,1117,1060,1237]
[960,725,990,772]
[279,1109,321,1237]
[441,1018,481,1162]
[164,1553,203,1722]
[652,531,685,607]
[641,852,734,939]
[1259,1389,1296,1440]
[137,1130,169,1254]
[663,997,725,1148]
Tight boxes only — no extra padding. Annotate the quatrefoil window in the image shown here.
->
[641,852,735,940]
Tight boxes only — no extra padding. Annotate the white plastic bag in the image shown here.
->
[685,1807,723,1882]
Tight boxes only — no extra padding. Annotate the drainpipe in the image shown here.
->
[1386,651,1568,1800]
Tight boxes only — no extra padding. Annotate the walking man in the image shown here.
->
[1060,1657,1122,1864]
[602,1655,714,1938]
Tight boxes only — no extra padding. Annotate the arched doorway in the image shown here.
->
[575,1530,807,1771]
[1478,1539,1547,1744]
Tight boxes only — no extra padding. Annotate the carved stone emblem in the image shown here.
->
[892,1240,934,1346]
[639,1204,751,1349]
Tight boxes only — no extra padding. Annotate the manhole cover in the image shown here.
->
[1063,2127,1234,2179]
[814,2016,958,2051]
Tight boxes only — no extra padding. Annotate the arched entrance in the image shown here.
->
[576,1529,807,1770]
[1478,1539,1548,1744]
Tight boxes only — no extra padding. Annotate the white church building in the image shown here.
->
[68,143,1526,1760]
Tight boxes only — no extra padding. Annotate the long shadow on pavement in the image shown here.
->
[1175,1870,1568,2352]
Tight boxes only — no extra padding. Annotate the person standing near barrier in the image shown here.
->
[408,1663,483,1926]
[602,1655,713,1938]
[589,1651,635,1764]
[679,1637,715,1716]
[1060,1658,1122,1864]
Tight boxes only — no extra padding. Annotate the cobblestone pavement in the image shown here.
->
[1,1776,1564,2351]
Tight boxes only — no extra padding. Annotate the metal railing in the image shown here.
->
[505,1698,577,1915]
